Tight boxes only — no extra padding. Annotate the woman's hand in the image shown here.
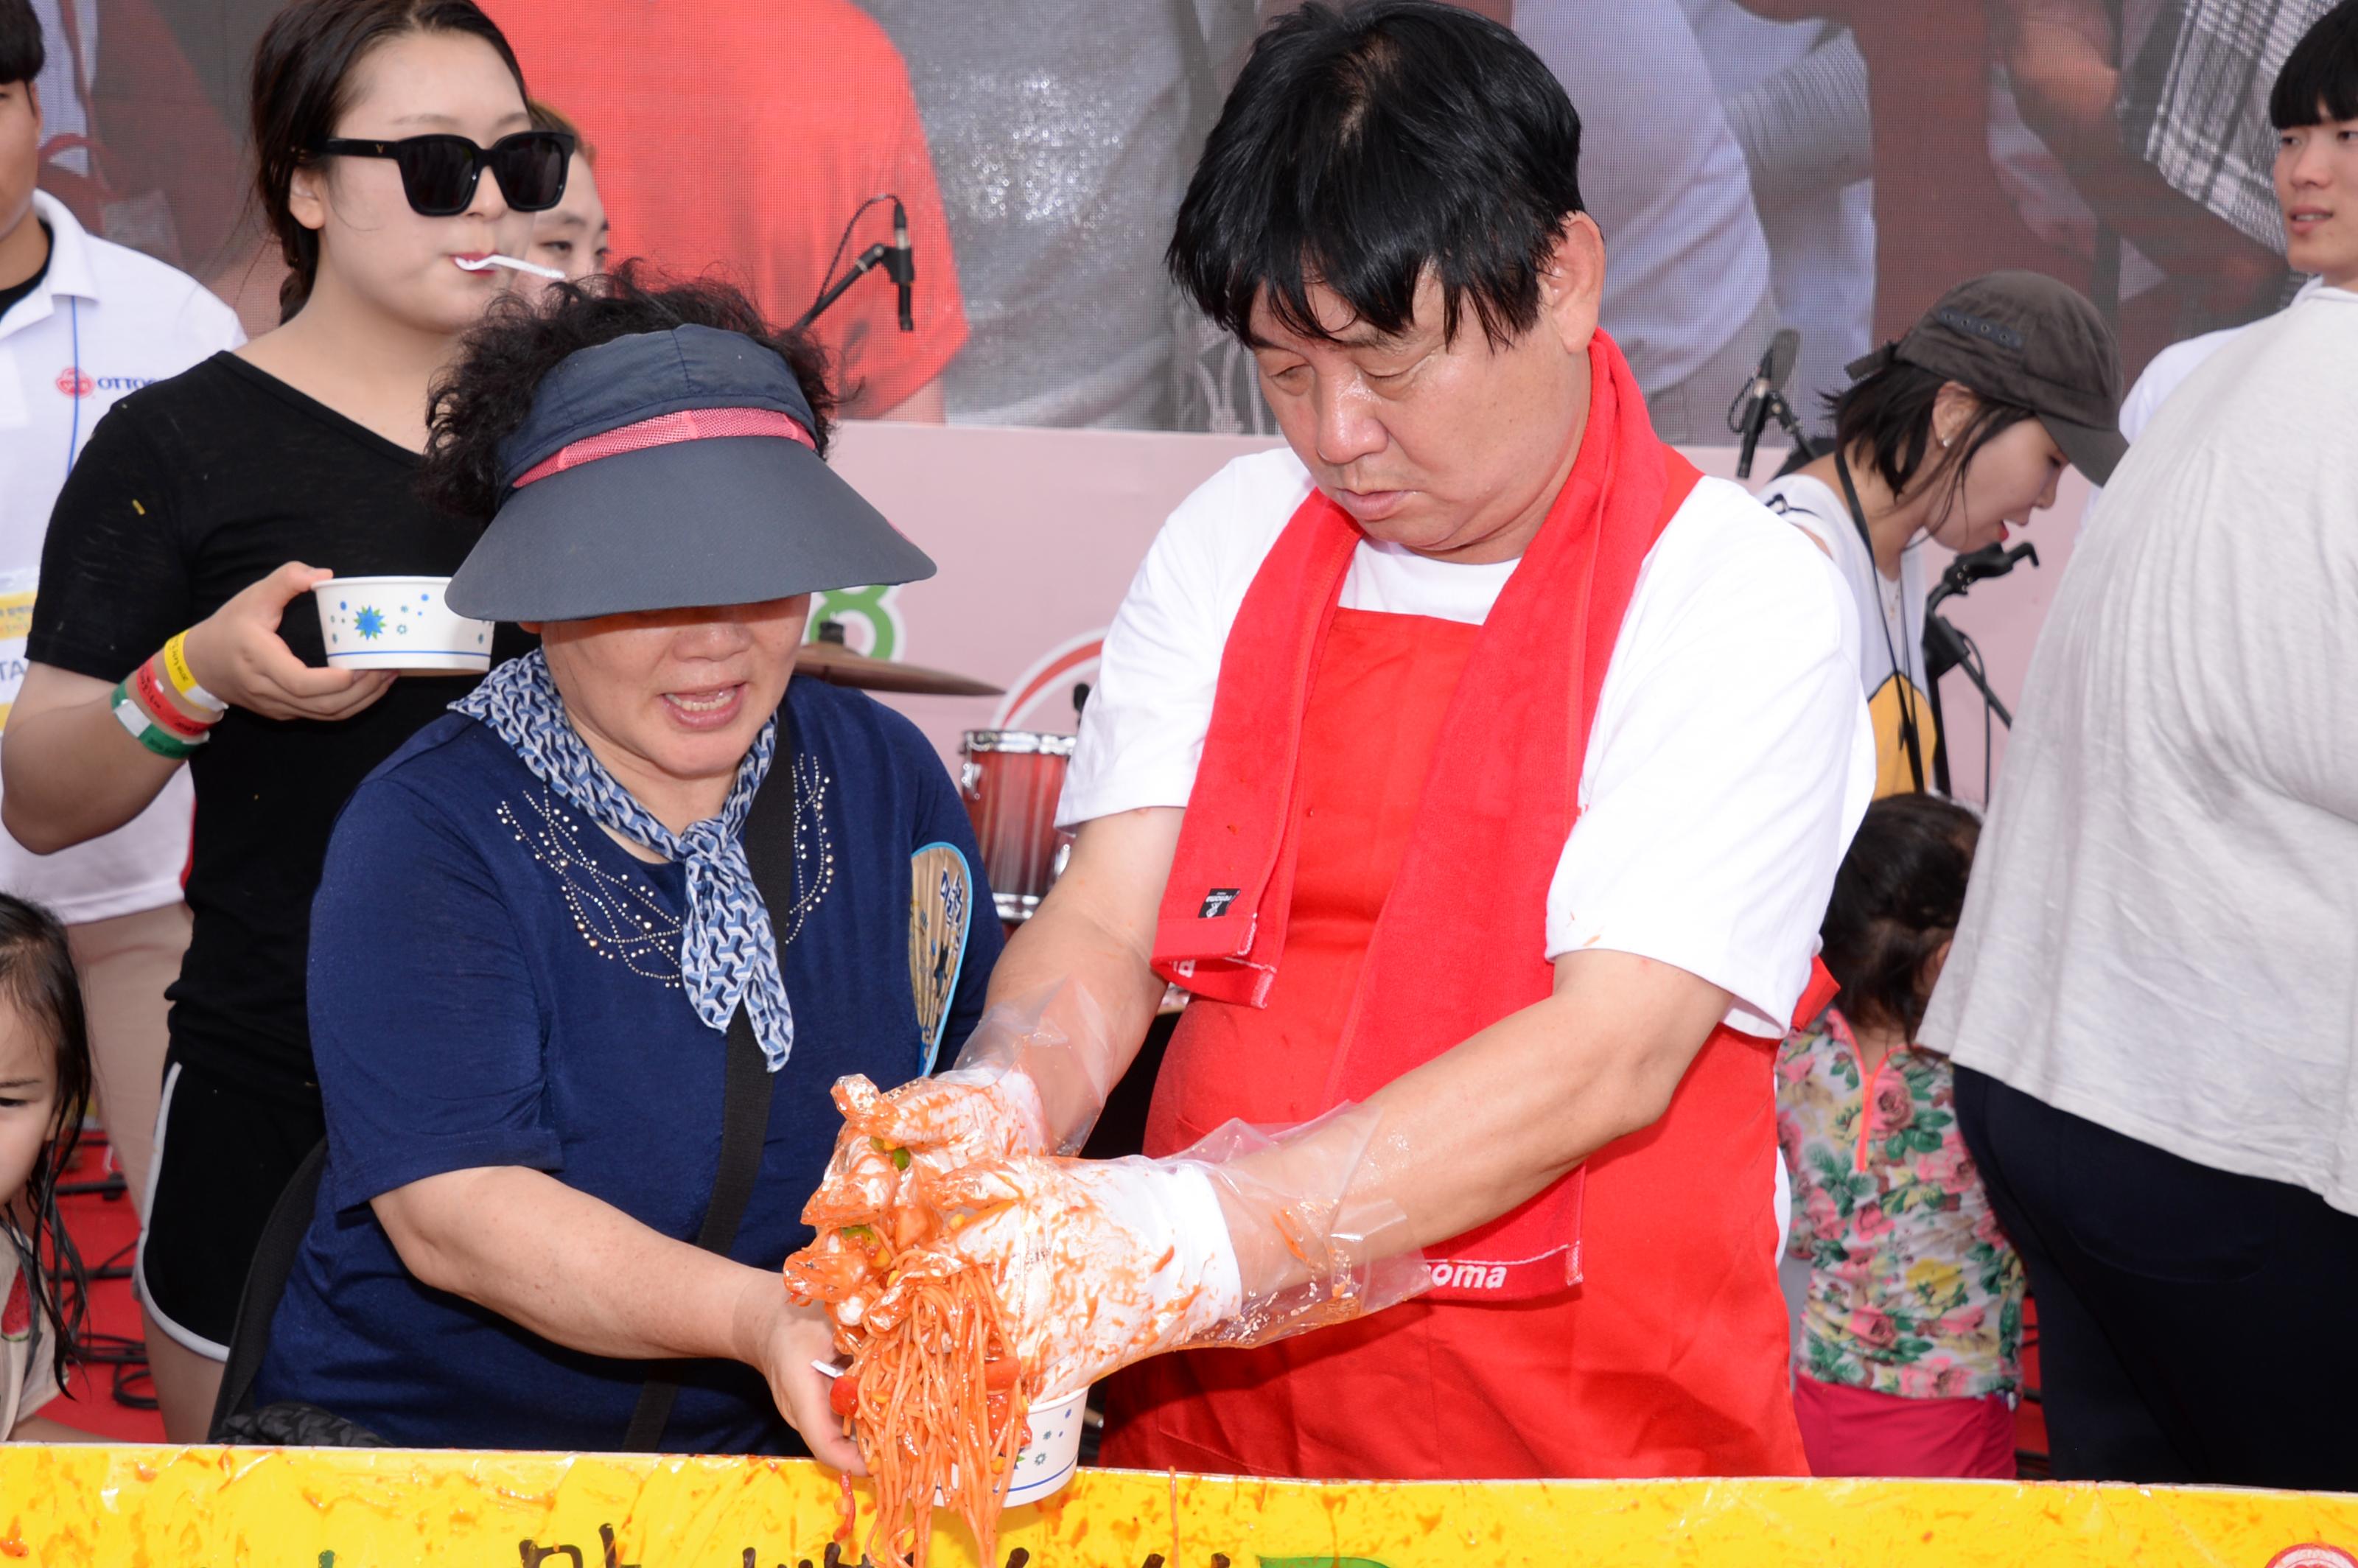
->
[734,1276,867,1474]
[181,561,396,722]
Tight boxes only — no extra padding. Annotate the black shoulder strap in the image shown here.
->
[208,1138,330,1438]
[1834,449,1928,794]
[623,711,797,1452]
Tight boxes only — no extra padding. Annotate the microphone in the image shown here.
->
[888,198,914,332]
[1934,540,2039,604]
[1735,326,1802,480]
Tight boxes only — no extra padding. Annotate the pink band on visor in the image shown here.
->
[510,406,815,489]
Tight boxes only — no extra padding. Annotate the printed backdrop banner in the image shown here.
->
[823,422,2091,806]
[5,1444,2358,1567]
[29,0,2332,435]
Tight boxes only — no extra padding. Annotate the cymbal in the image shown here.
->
[796,628,1003,697]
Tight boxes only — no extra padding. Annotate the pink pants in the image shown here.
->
[1793,1373,2018,1479]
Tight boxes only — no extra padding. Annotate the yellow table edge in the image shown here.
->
[3,1446,2355,1567]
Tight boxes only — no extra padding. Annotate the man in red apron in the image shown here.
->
[825,0,1872,1480]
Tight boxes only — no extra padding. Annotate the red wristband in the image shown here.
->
[133,657,215,741]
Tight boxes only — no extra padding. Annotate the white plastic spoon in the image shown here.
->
[455,253,565,281]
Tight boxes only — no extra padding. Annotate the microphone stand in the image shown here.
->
[1921,542,2037,792]
[1763,389,1808,464]
[791,242,891,332]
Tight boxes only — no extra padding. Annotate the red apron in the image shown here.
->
[1102,604,1811,1480]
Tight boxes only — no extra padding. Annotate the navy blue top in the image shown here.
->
[254,678,1001,1452]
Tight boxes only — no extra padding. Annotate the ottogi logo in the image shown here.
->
[95,375,157,391]
[1199,887,1241,919]
[55,368,94,397]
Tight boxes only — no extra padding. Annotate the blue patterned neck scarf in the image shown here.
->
[455,650,794,1071]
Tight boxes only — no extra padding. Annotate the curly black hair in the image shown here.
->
[420,263,838,523]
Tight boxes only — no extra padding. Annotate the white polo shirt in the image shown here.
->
[0,190,242,924]
[1061,446,1876,1039]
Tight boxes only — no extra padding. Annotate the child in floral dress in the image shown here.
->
[1778,794,2024,1477]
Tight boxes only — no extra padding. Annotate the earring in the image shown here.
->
[1940,435,1953,449]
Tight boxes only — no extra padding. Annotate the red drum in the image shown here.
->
[959,730,1077,925]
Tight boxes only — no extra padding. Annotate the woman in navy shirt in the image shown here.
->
[254,274,997,1457]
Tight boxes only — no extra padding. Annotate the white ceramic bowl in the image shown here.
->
[315,576,493,673]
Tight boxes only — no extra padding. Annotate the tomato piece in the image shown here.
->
[828,1369,861,1418]
[891,1203,934,1251]
[982,1356,1021,1390]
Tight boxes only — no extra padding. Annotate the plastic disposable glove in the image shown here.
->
[863,1103,1431,1401]
[804,984,1122,1239]
[863,1155,1243,1399]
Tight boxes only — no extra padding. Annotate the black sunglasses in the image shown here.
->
[309,130,575,217]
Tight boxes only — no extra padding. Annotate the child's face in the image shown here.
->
[0,1004,58,1211]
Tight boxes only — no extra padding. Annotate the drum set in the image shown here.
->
[959,729,1077,927]
[796,621,1080,934]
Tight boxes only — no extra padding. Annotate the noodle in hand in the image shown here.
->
[786,1084,1034,1568]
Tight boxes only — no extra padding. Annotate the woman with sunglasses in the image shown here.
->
[1,0,561,1440]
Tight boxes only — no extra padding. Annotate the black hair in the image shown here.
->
[420,263,838,522]
[2272,0,2358,130]
[1825,360,2037,512]
[0,895,91,1393]
[1820,794,1981,1042]
[250,0,530,323]
[1169,0,1584,351]
[0,0,41,89]
[529,99,595,167]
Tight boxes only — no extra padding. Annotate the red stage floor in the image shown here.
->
[44,1135,167,1443]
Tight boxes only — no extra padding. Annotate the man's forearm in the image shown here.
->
[1217,948,1731,1290]
[978,809,1180,1131]
[374,1166,777,1365]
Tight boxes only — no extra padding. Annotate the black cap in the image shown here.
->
[446,324,935,622]
[1846,271,2127,486]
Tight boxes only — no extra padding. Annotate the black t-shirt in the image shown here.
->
[28,352,533,1098]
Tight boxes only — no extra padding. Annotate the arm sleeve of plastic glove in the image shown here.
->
[940,979,1124,1155]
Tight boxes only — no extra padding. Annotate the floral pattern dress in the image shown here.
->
[1777,1007,2025,1400]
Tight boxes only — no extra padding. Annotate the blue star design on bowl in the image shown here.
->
[354,606,386,640]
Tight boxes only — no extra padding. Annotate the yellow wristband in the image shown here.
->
[161,631,226,713]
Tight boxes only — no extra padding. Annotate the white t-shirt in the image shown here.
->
[1514,1,1774,398]
[0,192,242,924]
[1061,447,1875,1039]
[2118,276,2326,446]
[1757,472,1932,798]
[2079,276,2329,524]
[1921,286,2358,1216]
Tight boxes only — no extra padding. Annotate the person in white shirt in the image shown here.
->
[805,0,1871,1482]
[0,1,239,1219]
[1512,0,1781,441]
[1757,271,2124,799]
[1923,1,2358,1488]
